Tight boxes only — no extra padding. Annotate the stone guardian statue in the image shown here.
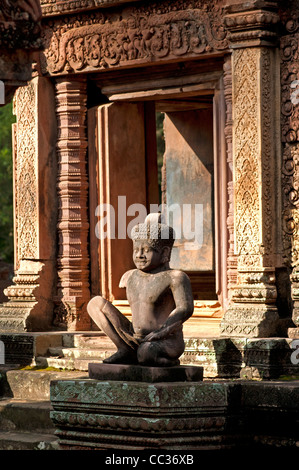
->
[87,213,194,366]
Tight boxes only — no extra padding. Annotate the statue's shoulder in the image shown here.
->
[119,269,137,288]
[168,269,191,286]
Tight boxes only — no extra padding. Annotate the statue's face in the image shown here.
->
[133,240,163,272]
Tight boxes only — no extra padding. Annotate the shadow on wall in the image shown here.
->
[212,337,298,380]
[0,261,13,303]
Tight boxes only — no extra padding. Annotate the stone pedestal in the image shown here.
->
[50,378,228,450]
[49,376,299,450]
[88,363,203,383]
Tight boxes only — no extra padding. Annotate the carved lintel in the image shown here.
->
[54,77,91,331]
[41,1,229,76]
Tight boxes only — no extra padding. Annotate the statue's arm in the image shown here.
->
[141,271,193,343]
[119,269,135,288]
[166,271,194,327]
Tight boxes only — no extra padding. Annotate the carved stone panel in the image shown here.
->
[279,2,299,336]
[0,77,57,332]
[40,0,229,76]
[220,7,282,337]
[54,77,91,331]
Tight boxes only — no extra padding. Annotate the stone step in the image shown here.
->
[0,431,58,450]
[48,346,116,359]
[0,396,59,451]
[0,370,89,400]
[0,399,54,432]
[35,356,103,372]
[71,333,113,349]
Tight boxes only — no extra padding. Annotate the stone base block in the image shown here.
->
[220,306,281,338]
[50,379,299,450]
[288,327,299,339]
[183,337,298,379]
[0,332,67,366]
[88,363,203,383]
[50,379,228,450]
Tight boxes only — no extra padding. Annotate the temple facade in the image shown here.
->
[1,0,299,341]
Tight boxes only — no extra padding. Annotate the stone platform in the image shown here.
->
[50,378,228,450]
[50,377,299,450]
[88,363,203,382]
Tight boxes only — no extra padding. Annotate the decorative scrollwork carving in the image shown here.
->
[41,2,228,74]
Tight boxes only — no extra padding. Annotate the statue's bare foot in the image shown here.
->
[103,349,137,365]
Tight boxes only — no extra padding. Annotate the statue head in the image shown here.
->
[131,213,175,272]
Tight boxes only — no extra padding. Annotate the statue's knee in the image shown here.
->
[87,296,106,317]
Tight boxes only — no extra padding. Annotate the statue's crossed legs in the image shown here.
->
[87,296,185,366]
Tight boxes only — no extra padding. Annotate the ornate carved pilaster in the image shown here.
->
[0,77,57,332]
[279,2,299,338]
[223,54,237,301]
[220,3,282,337]
[54,78,91,331]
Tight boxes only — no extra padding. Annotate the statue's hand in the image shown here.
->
[141,321,181,342]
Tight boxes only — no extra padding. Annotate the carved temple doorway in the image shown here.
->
[87,60,227,336]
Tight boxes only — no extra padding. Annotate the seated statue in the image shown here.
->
[87,213,194,366]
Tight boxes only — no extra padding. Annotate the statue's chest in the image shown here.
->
[127,273,170,304]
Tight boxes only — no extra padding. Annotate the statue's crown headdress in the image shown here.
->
[131,213,175,250]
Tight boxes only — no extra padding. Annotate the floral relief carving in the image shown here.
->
[280,5,299,272]
[233,47,261,269]
[279,4,299,330]
[14,83,38,266]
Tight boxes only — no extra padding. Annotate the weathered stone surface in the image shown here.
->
[3,0,298,344]
[88,213,194,366]
[0,76,57,332]
[50,378,299,450]
[50,379,228,449]
[54,78,91,331]
[0,332,65,365]
[240,381,299,447]
[288,327,299,339]
[0,370,88,400]
[88,363,203,382]
[0,0,42,103]
[41,1,229,76]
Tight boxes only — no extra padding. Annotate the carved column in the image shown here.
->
[223,54,237,305]
[0,76,57,332]
[280,4,299,339]
[220,3,282,337]
[54,78,91,331]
